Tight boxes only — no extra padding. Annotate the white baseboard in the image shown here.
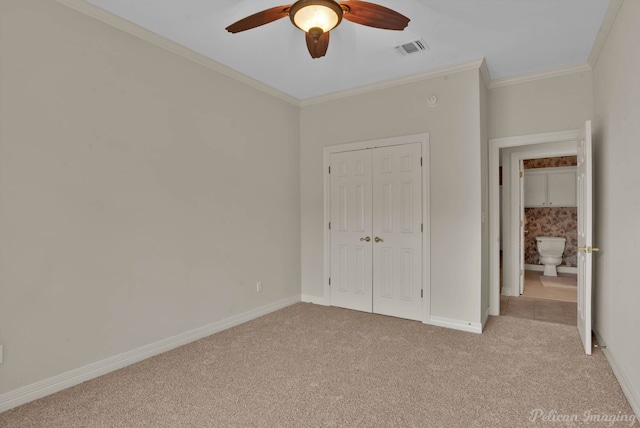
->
[501,286,518,297]
[301,294,328,306]
[482,306,491,330]
[429,315,483,334]
[524,264,578,274]
[0,295,301,413]
[593,328,640,418]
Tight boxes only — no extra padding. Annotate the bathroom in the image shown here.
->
[522,156,578,302]
[498,149,579,325]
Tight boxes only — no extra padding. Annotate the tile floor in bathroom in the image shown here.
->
[500,269,578,326]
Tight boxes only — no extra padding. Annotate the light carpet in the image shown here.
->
[0,303,634,427]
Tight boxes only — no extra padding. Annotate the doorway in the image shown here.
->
[499,150,579,325]
[323,133,430,323]
[520,155,578,303]
[490,122,595,354]
[488,129,580,316]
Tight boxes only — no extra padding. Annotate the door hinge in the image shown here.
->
[329,222,331,230]
[421,289,423,298]
[420,157,423,166]
[519,171,523,178]
[328,277,331,286]
[328,166,331,174]
[421,223,423,232]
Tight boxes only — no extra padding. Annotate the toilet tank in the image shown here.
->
[536,236,566,256]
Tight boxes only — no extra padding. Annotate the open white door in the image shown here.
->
[519,160,525,295]
[577,120,595,355]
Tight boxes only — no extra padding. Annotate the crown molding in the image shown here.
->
[53,0,614,105]
[479,58,492,88]
[588,0,623,70]
[300,59,486,107]
[53,0,300,106]
[488,63,592,89]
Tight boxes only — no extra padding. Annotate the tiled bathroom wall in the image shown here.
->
[524,156,578,268]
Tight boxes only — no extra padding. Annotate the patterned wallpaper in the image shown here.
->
[523,156,577,169]
[525,208,577,267]
[523,156,578,268]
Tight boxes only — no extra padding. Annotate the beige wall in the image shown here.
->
[0,0,300,395]
[480,74,490,323]
[592,0,640,414]
[300,69,484,325]
[3,0,638,416]
[491,70,594,298]
[489,70,594,139]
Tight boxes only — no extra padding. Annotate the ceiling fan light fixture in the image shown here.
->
[289,0,343,34]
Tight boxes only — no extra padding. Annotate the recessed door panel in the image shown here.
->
[337,185,347,231]
[380,247,393,298]
[382,184,393,232]
[402,181,414,233]
[355,184,366,232]
[401,249,413,301]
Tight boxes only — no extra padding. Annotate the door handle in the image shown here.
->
[374,237,383,243]
[577,246,600,253]
[360,236,371,242]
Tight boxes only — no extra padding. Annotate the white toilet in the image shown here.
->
[536,236,566,277]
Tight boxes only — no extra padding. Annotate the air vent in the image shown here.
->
[394,38,429,56]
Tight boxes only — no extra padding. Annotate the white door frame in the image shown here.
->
[489,129,580,315]
[518,158,525,295]
[323,133,431,323]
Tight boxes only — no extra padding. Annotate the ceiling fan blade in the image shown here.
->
[226,5,291,33]
[339,1,410,30]
[306,32,330,59]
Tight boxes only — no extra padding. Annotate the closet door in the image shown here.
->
[372,143,423,321]
[329,150,373,312]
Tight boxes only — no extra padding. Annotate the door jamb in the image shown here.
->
[323,133,431,324]
[489,130,580,315]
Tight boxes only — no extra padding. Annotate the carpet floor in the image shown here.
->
[0,303,635,427]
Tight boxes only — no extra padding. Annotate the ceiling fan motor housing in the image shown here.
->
[289,0,344,39]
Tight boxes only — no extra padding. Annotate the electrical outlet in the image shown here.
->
[256,281,262,293]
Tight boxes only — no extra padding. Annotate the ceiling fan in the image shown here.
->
[226,0,410,59]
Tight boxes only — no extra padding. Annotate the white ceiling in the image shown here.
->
[84,0,610,100]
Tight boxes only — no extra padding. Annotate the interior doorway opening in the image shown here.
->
[520,155,578,303]
[488,129,580,317]
[496,147,579,325]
